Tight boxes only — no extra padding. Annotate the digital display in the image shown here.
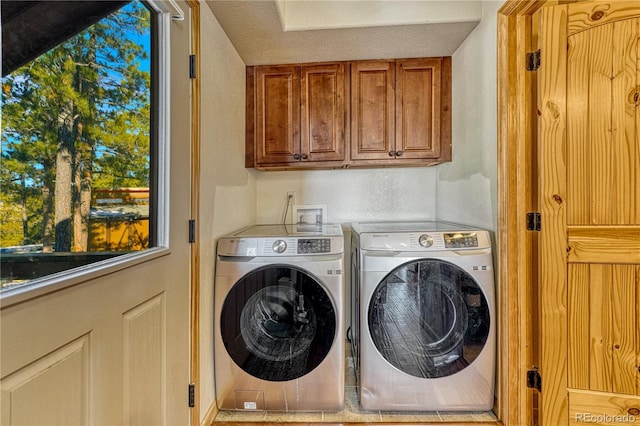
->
[298,238,331,254]
[444,232,478,248]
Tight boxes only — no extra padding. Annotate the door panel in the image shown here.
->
[568,265,639,395]
[540,1,640,424]
[350,60,395,161]
[301,63,346,162]
[395,58,442,159]
[122,294,165,425]
[567,17,639,225]
[0,3,192,425]
[1,335,90,426]
[255,65,300,164]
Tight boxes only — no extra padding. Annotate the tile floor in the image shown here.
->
[213,346,497,424]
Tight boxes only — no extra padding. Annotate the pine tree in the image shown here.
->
[1,1,151,252]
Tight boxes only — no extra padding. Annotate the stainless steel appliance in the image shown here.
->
[214,224,345,411]
[351,221,495,411]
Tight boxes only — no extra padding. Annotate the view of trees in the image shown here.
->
[1,1,152,253]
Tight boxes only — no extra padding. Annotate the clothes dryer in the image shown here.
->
[351,221,495,411]
[214,224,345,411]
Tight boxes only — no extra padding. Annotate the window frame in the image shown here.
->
[0,0,179,307]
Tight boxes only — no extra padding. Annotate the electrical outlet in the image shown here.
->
[287,191,295,205]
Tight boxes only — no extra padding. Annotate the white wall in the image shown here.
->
[199,5,256,421]
[437,0,501,232]
[255,168,438,225]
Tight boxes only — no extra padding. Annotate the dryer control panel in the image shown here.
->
[444,232,479,248]
[359,230,490,252]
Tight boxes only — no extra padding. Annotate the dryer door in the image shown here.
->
[220,265,336,382]
[368,259,490,378]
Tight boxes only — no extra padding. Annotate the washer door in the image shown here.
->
[368,259,490,378]
[220,265,336,382]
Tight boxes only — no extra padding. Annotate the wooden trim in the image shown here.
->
[200,400,218,426]
[187,1,201,425]
[538,3,569,425]
[245,66,255,168]
[497,1,548,425]
[214,423,503,426]
[568,226,640,264]
[440,56,452,162]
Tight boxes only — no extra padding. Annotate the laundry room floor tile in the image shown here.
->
[212,342,499,424]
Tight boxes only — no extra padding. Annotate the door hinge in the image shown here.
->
[527,368,542,392]
[188,219,196,243]
[189,54,197,79]
[526,212,541,231]
[526,49,541,71]
[188,383,195,407]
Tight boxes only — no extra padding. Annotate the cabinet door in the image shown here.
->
[350,60,395,161]
[255,65,300,164]
[395,58,446,160]
[301,63,346,162]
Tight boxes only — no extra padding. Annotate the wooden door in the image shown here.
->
[255,65,300,165]
[539,1,640,424]
[300,63,346,163]
[350,60,395,162]
[0,4,192,425]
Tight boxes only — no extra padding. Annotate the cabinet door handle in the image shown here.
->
[388,151,396,157]
[301,153,308,160]
[396,150,403,157]
[293,154,300,160]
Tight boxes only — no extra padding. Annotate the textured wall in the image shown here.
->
[436,1,501,232]
[255,168,438,225]
[199,5,256,421]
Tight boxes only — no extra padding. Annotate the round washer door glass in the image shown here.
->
[220,265,336,382]
[368,259,490,378]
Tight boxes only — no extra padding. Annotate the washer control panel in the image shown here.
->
[218,236,343,256]
[297,238,331,254]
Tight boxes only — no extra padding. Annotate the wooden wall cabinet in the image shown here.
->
[246,57,451,170]
[247,63,346,169]
[350,57,451,165]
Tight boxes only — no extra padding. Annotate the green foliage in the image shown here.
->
[1,1,152,250]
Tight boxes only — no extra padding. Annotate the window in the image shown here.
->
[1,1,158,289]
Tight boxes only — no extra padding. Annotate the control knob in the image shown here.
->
[272,240,287,253]
[418,234,434,248]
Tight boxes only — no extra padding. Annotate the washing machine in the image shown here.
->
[351,221,495,411]
[214,223,345,411]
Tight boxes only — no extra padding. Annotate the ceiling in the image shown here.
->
[205,0,483,65]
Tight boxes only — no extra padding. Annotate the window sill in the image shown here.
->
[0,247,170,308]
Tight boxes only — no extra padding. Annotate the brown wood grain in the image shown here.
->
[568,0,640,36]
[255,65,300,165]
[568,226,640,263]
[349,60,395,161]
[539,3,570,425]
[568,389,640,425]
[395,58,441,159]
[301,63,346,162]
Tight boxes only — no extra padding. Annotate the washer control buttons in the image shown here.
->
[272,239,287,253]
[418,234,434,248]
[298,238,331,254]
